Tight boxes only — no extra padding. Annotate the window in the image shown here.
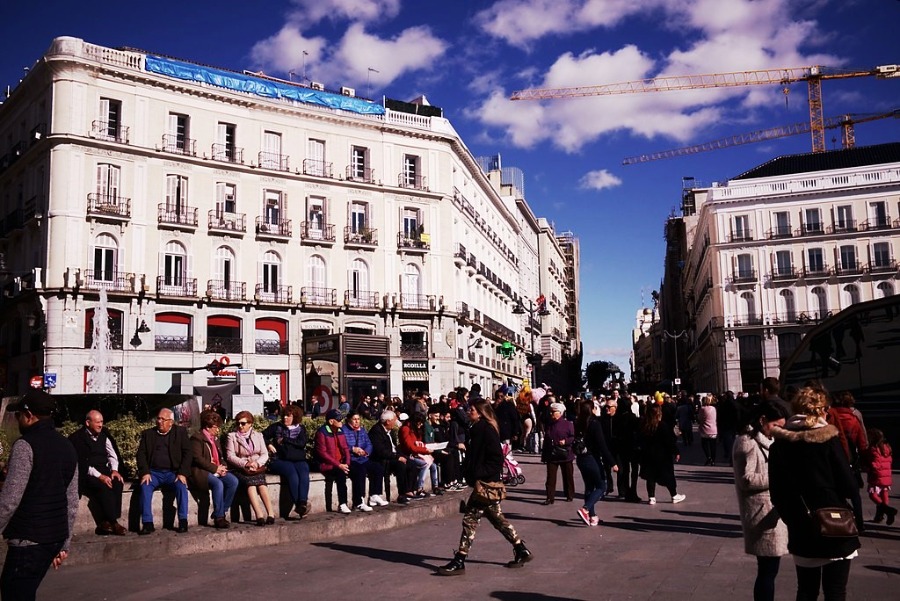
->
[163,241,187,287]
[99,98,121,140]
[350,201,368,233]
[738,292,756,324]
[804,208,822,233]
[870,200,889,228]
[402,208,420,238]
[778,333,801,364]
[349,259,369,301]
[215,183,236,215]
[775,250,792,276]
[214,246,235,287]
[403,154,419,187]
[733,215,750,240]
[873,242,891,267]
[93,233,118,282]
[773,211,791,237]
[215,123,237,162]
[401,263,421,308]
[735,254,753,279]
[95,163,121,201]
[807,248,825,272]
[842,284,861,308]
[165,175,189,213]
[839,245,857,270]
[264,190,283,225]
[307,255,327,303]
[811,287,828,317]
[836,205,853,230]
[261,131,283,169]
[350,146,369,180]
[307,196,326,238]
[166,113,190,153]
[779,290,796,321]
[877,282,894,298]
[307,139,326,176]
[261,251,281,294]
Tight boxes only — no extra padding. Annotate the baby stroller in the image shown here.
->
[501,442,526,486]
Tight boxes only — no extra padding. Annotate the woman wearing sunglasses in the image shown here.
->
[227,411,274,526]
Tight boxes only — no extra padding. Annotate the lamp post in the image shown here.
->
[513,297,550,385]
[663,330,686,393]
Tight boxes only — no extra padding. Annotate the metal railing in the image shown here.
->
[87,193,131,219]
[732,314,764,326]
[161,134,196,156]
[731,269,757,283]
[256,217,292,237]
[803,265,830,278]
[301,286,337,306]
[770,267,797,281]
[398,233,430,250]
[399,293,436,310]
[867,260,898,274]
[860,218,894,231]
[345,290,380,309]
[85,330,124,350]
[155,336,192,352]
[158,204,198,227]
[300,222,335,242]
[343,226,377,245]
[208,211,246,233]
[206,336,242,354]
[255,339,289,355]
[345,165,375,183]
[800,223,825,236]
[255,284,292,304]
[156,276,198,297]
[398,173,427,191]
[258,151,289,171]
[729,230,753,242]
[83,269,132,291]
[211,143,243,163]
[400,343,428,358]
[91,120,129,144]
[833,262,863,276]
[829,220,857,234]
[206,280,246,301]
[303,158,333,178]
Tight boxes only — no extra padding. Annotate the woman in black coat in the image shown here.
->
[769,386,861,601]
[438,399,532,576]
[574,400,617,526]
[639,403,685,505]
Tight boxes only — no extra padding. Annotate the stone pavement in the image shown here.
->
[37,431,899,600]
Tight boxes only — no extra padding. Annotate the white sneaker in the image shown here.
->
[356,503,373,512]
[369,495,389,507]
[672,494,686,504]
[338,503,351,514]
[648,497,657,505]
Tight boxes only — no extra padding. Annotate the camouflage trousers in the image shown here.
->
[456,493,520,555]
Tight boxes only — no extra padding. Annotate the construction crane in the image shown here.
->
[622,109,900,165]
[510,64,900,153]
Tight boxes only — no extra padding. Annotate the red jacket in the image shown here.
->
[865,444,893,488]
[827,407,867,461]
[314,425,350,472]
[398,424,428,456]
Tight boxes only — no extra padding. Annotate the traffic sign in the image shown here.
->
[29,375,44,389]
[43,373,57,388]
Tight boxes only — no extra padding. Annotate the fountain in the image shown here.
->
[86,287,118,393]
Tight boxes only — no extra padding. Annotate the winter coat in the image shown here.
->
[769,420,861,559]
[732,428,788,557]
[698,406,717,439]
[827,407,868,463]
[639,421,678,488]
[542,417,575,463]
[864,444,893,488]
[263,422,308,462]
[189,430,226,494]
[462,419,502,485]
[225,430,269,469]
[314,425,350,473]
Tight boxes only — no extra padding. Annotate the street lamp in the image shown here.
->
[663,330,686,393]
[512,297,550,385]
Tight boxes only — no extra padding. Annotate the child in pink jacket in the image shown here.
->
[865,428,895,525]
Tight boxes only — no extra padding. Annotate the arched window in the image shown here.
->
[811,287,828,319]
[260,250,282,296]
[306,255,327,304]
[779,289,796,322]
[92,233,119,283]
[739,292,756,325]
[401,263,421,309]
[877,282,894,298]
[211,246,237,299]
[162,240,187,288]
[349,258,369,304]
[841,284,861,309]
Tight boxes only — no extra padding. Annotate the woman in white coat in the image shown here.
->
[732,399,790,601]
[227,411,275,525]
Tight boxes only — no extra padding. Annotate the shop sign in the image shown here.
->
[402,360,428,370]
[346,355,387,374]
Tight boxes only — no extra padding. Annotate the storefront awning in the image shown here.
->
[402,371,429,381]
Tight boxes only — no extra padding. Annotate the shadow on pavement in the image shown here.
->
[863,564,900,575]
[502,511,582,528]
[311,541,445,570]
[490,592,584,601]
[602,515,743,537]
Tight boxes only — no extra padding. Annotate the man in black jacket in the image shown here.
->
[68,410,126,536]
[135,408,192,534]
[0,390,78,600]
[368,410,410,504]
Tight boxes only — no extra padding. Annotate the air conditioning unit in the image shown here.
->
[340,86,356,97]
[309,81,325,91]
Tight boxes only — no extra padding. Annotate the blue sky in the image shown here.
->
[2,0,899,377]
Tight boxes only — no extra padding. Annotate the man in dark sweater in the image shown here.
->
[135,408,192,534]
[0,389,78,600]
[68,410,126,536]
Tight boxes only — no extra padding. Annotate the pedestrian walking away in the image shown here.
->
[574,400,618,526]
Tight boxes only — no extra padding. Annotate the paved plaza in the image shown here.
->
[38,436,899,600]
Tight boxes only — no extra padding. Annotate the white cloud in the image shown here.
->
[286,0,401,27]
[579,169,622,191]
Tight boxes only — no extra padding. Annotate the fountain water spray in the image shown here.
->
[87,287,117,393]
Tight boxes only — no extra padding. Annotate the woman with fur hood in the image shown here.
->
[732,400,790,601]
[769,387,861,601]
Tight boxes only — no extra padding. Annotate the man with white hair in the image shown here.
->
[135,408,192,534]
[368,410,410,504]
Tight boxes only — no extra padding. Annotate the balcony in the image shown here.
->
[802,265,830,279]
[399,293,436,311]
[155,336,192,352]
[861,218,895,231]
[731,269,757,284]
[344,226,377,247]
[732,314,764,326]
[829,220,857,234]
[346,165,375,184]
[258,152,289,171]
[211,143,243,164]
[728,230,753,242]
[400,343,428,358]
[301,287,337,307]
[156,276,198,298]
[457,301,470,320]
[90,120,129,144]
[398,173,428,191]
[799,223,825,237]
[300,222,336,244]
[161,134,196,156]
[833,262,863,277]
[398,233,430,252]
[83,269,133,292]
[303,158,333,178]
[345,290,381,310]
[255,339,289,355]
[206,336,242,354]
[256,217,292,239]
[208,211,246,235]
[454,244,467,267]
[206,280,246,302]
[254,284,292,304]
[867,260,898,274]
[87,193,131,221]
[158,204,198,229]
[770,267,797,281]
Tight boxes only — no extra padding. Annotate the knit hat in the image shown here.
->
[550,402,566,415]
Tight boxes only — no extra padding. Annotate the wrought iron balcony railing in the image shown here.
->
[398,173,427,191]
[211,143,243,163]
[301,286,337,306]
[344,226,377,246]
[158,204,198,227]
[206,336,242,354]
[91,120,129,144]
[345,165,375,183]
[255,339,289,355]
[161,134,196,156]
[255,284,292,304]
[156,276,198,297]
[300,222,336,242]
[208,211,246,233]
[345,290,380,309]
[155,336,192,352]
[256,217,292,237]
[87,193,131,219]
[258,151,289,171]
[398,233,430,251]
[206,280,246,301]
[83,269,132,292]
[303,158,333,178]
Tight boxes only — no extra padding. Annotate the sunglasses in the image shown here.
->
[237,421,250,426]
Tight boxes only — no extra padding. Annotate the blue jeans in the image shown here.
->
[206,472,239,518]
[0,541,63,601]
[576,454,607,516]
[410,457,429,490]
[141,470,189,524]
[268,459,310,505]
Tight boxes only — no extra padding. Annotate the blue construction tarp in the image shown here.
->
[144,55,385,116]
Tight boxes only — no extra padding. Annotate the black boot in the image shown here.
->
[872,505,885,523]
[506,541,533,568]
[886,506,897,526]
[438,553,466,576]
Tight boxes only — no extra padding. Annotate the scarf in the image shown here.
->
[286,424,302,439]
[237,428,255,452]
[203,429,220,464]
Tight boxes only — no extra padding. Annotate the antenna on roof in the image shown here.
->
[367,67,379,99]
[302,50,309,83]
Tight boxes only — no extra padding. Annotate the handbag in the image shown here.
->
[239,465,267,476]
[472,480,506,505]
[549,444,570,462]
[801,495,858,538]
[572,437,588,456]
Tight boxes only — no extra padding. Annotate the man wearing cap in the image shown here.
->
[68,410,126,536]
[135,408,192,534]
[315,409,352,513]
[0,390,78,600]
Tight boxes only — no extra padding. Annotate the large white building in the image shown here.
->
[678,143,900,393]
[0,37,580,405]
